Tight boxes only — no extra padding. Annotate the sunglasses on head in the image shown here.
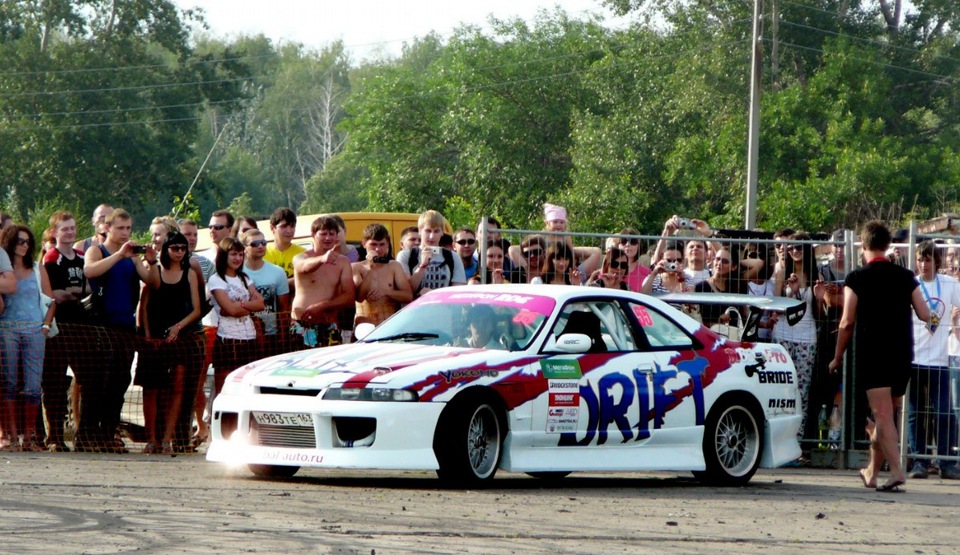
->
[209,224,227,231]
[456,238,477,246]
[167,245,187,252]
[247,239,268,248]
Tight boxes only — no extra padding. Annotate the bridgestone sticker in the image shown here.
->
[546,378,581,433]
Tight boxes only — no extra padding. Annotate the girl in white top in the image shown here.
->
[208,237,264,398]
[773,233,820,441]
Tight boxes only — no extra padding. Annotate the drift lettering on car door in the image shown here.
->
[555,353,708,447]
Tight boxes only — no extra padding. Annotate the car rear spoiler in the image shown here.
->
[652,292,806,342]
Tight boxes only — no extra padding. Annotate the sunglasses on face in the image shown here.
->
[523,249,543,257]
[16,237,29,246]
[209,224,227,231]
[609,259,628,270]
[456,238,477,246]
[788,245,804,252]
[619,238,639,246]
[167,245,187,252]
[247,240,268,248]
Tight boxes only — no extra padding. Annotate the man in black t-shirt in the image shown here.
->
[829,220,930,492]
[42,211,88,452]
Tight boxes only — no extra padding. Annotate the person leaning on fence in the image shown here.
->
[0,226,55,452]
[80,209,160,453]
[138,231,201,455]
[615,228,650,292]
[829,220,931,492]
[535,241,581,286]
[209,237,265,399]
[773,232,821,444]
[471,239,523,285]
[906,240,960,480]
[40,211,88,452]
[586,247,629,290]
[694,244,745,328]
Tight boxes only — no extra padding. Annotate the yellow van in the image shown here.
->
[196,212,449,255]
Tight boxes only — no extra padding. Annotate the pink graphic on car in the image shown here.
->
[421,290,556,315]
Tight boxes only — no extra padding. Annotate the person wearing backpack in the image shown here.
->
[396,210,465,297]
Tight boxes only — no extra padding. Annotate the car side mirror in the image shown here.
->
[552,333,592,353]
[354,322,375,341]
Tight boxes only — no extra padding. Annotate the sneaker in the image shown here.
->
[908,461,929,479]
[941,465,960,480]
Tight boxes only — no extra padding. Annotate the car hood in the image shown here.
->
[225,342,538,392]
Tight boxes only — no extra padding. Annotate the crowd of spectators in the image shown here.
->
[0,201,957,478]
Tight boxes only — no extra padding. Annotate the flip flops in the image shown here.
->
[876,480,905,493]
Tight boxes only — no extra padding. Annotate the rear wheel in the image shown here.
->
[696,395,763,486]
[248,464,300,478]
[435,397,503,484]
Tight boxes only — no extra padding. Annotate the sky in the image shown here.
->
[171,0,632,60]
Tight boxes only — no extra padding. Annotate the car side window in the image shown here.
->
[552,301,637,352]
[628,302,694,349]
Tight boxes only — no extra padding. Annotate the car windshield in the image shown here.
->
[362,290,555,351]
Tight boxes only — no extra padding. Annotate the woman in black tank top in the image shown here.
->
[139,232,201,455]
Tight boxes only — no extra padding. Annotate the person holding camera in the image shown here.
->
[80,209,159,453]
[642,241,689,294]
[397,210,465,296]
[353,224,412,327]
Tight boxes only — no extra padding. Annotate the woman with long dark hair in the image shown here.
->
[209,237,264,399]
[538,242,580,285]
[0,226,55,451]
[694,244,745,327]
[139,232,201,454]
[773,232,819,442]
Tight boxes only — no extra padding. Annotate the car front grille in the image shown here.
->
[251,420,317,449]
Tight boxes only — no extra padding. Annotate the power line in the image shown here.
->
[5,98,245,120]
[0,76,251,99]
[0,38,752,132]
[771,39,958,83]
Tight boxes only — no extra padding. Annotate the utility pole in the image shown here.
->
[745,0,763,229]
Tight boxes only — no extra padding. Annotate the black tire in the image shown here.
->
[434,397,503,484]
[696,395,764,486]
[526,471,571,480]
[248,464,300,478]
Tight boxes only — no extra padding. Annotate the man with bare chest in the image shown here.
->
[352,224,412,327]
[291,216,355,348]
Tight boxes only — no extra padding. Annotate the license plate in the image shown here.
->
[252,412,313,427]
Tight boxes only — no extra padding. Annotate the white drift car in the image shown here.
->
[207,285,802,485]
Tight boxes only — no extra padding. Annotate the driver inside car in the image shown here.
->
[467,305,503,349]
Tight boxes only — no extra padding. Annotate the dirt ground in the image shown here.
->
[1,452,957,555]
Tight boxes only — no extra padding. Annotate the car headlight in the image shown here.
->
[220,379,247,396]
[323,387,418,402]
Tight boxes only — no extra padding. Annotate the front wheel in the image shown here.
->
[435,398,503,484]
[248,464,300,478]
[696,396,763,486]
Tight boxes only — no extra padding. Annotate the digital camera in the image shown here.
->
[664,262,679,272]
[131,245,147,254]
[677,218,696,230]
